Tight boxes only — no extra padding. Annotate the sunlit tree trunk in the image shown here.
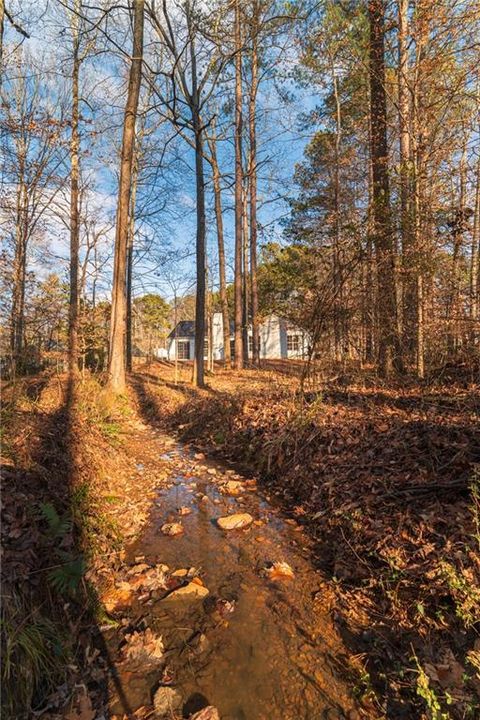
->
[411,2,427,378]
[125,233,134,372]
[208,136,231,366]
[0,0,5,84]
[108,0,144,393]
[364,109,376,365]
[470,155,480,345]
[68,1,80,379]
[248,0,260,366]
[126,140,140,374]
[11,143,27,374]
[242,182,249,363]
[233,0,244,369]
[190,37,206,388]
[332,67,343,362]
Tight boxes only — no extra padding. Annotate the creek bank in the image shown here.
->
[98,405,367,719]
[131,365,480,719]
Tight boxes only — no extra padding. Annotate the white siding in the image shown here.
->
[259,315,282,358]
[211,313,225,360]
[167,337,195,361]
[167,314,310,361]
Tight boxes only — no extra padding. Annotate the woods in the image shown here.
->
[1,0,479,381]
[1,1,479,719]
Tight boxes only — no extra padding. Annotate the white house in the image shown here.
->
[165,313,308,361]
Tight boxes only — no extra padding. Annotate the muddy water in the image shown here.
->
[114,432,358,720]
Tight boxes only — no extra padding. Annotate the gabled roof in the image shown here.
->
[168,317,235,339]
[168,320,195,339]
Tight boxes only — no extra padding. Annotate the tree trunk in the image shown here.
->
[126,241,133,372]
[248,1,260,366]
[470,155,480,345]
[242,182,249,363]
[332,68,343,362]
[447,138,467,352]
[233,0,244,369]
[107,0,144,393]
[68,5,80,379]
[368,0,402,377]
[364,108,376,364]
[126,145,139,374]
[411,4,427,378]
[11,156,27,374]
[0,0,5,84]
[209,139,231,366]
[398,0,415,361]
[191,89,206,385]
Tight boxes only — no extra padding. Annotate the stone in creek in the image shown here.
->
[172,567,198,578]
[127,562,150,575]
[153,686,183,718]
[177,506,192,516]
[217,513,253,531]
[161,582,209,603]
[206,467,217,476]
[221,480,243,495]
[191,708,220,720]
[172,568,189,577]
[161,522,184,536]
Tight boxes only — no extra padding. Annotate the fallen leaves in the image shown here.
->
[65,694,96,720]
[142,363,480,718]
[264,561,295,581]
[122,628,164,666]
[161,522,184,536]
[101,586,134,613]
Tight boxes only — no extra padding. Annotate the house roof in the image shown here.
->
[168,317,235,339]
[168,320,195,339]
[168,316,305,339]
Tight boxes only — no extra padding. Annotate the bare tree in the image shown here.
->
[233,0,244,369]
[368,0,402,376]
[206,125,231,367]
[68,0,81,378]
[248,0,260,365]
[1,57,67,374]
[107,0,145,393]
[146,0,230,387]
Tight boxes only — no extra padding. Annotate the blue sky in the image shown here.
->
[1,0,322,304]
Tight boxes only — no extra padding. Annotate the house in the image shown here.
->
[165,313,308,361]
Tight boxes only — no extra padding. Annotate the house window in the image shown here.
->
[287,334,300,353]
[230,338,235,358]
[177,340,190,360]
[204,339,208,358]
[248,335,254,354]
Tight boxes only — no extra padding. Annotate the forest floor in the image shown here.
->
[128,360,480,719]
[1,363,479,720]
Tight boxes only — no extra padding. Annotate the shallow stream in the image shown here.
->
[106,429,359,720]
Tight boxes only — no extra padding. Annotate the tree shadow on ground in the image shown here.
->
[133,365,221,400]
[306,387,480,414]
[1,372,132,719]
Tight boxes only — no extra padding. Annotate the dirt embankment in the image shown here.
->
[1,373,149,719]
[131,362,480,719]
